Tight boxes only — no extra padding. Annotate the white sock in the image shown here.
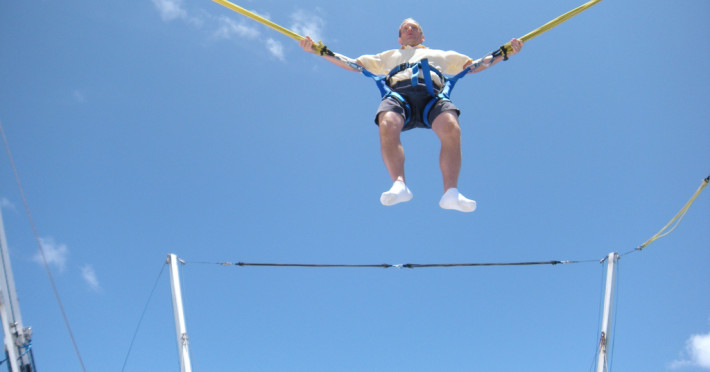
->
[380,180,413,206]
[439,188,477,212]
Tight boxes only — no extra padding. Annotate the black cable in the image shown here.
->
[1,120,87,372]
[121,263,167,372]
[188,259,591,269]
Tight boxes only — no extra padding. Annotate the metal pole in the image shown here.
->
[596,252,619,372]
[168,254,192,372]
[0,298,20,372]
[0,209,34,372]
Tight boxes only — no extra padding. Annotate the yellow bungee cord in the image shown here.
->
[211,0,331,55]
[634,176,709,252]
[500,0,602,55]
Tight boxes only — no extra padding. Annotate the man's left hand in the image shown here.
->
[508,38,524,56]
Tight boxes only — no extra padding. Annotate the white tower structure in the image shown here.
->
[0,209,36,371]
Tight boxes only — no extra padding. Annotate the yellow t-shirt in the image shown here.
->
[356,45,473,87]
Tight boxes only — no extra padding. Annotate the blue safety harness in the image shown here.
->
[361,58,471,128]
[321,43,507,128]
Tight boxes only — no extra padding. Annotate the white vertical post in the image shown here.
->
[0,208,33,372]
[596,252,619,372]
[168,254,192,372]
[0,298,20,372]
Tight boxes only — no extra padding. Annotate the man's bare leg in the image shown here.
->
[378,111,413,206]
[432,111,476,212]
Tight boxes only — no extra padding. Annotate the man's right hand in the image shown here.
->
[298,36,315,53]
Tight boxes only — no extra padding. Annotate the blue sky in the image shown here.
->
[1,0,709,371]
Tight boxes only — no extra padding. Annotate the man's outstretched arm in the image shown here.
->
[466,38,524,74]
[298,36,363,72]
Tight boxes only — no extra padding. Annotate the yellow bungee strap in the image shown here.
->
[635,176,709,251]
[498,0,602,57]
[211,0,333,56]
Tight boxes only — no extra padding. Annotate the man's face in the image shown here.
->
[398,21,424,47]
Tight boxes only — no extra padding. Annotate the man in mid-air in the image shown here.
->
[299,18,523,212]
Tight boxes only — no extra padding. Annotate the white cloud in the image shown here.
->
[214,16,260,40]
[72,89,86,104]
[266,38,284,61]
[0,198,15,210]
[290,9,325,43]
[33,237,68,272]
[151,1,322,62]
[671,332,710,370]
[153,0,204,26]
[153,0,187,22]
[81,265,101,292]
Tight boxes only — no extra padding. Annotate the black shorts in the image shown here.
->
[374,81,460,132]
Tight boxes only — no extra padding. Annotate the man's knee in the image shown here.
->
[378,111,405,135]
[432,111,461,138]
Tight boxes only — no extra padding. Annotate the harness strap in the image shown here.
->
[361,59,471,128]
[421,66,470,127]
[361,68,412,125]
[420,61,436,96]
[410,63,420,87]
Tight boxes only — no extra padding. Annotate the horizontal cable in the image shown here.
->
[187,259,592,269]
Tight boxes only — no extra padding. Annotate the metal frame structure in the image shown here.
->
[0,210,36,372]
